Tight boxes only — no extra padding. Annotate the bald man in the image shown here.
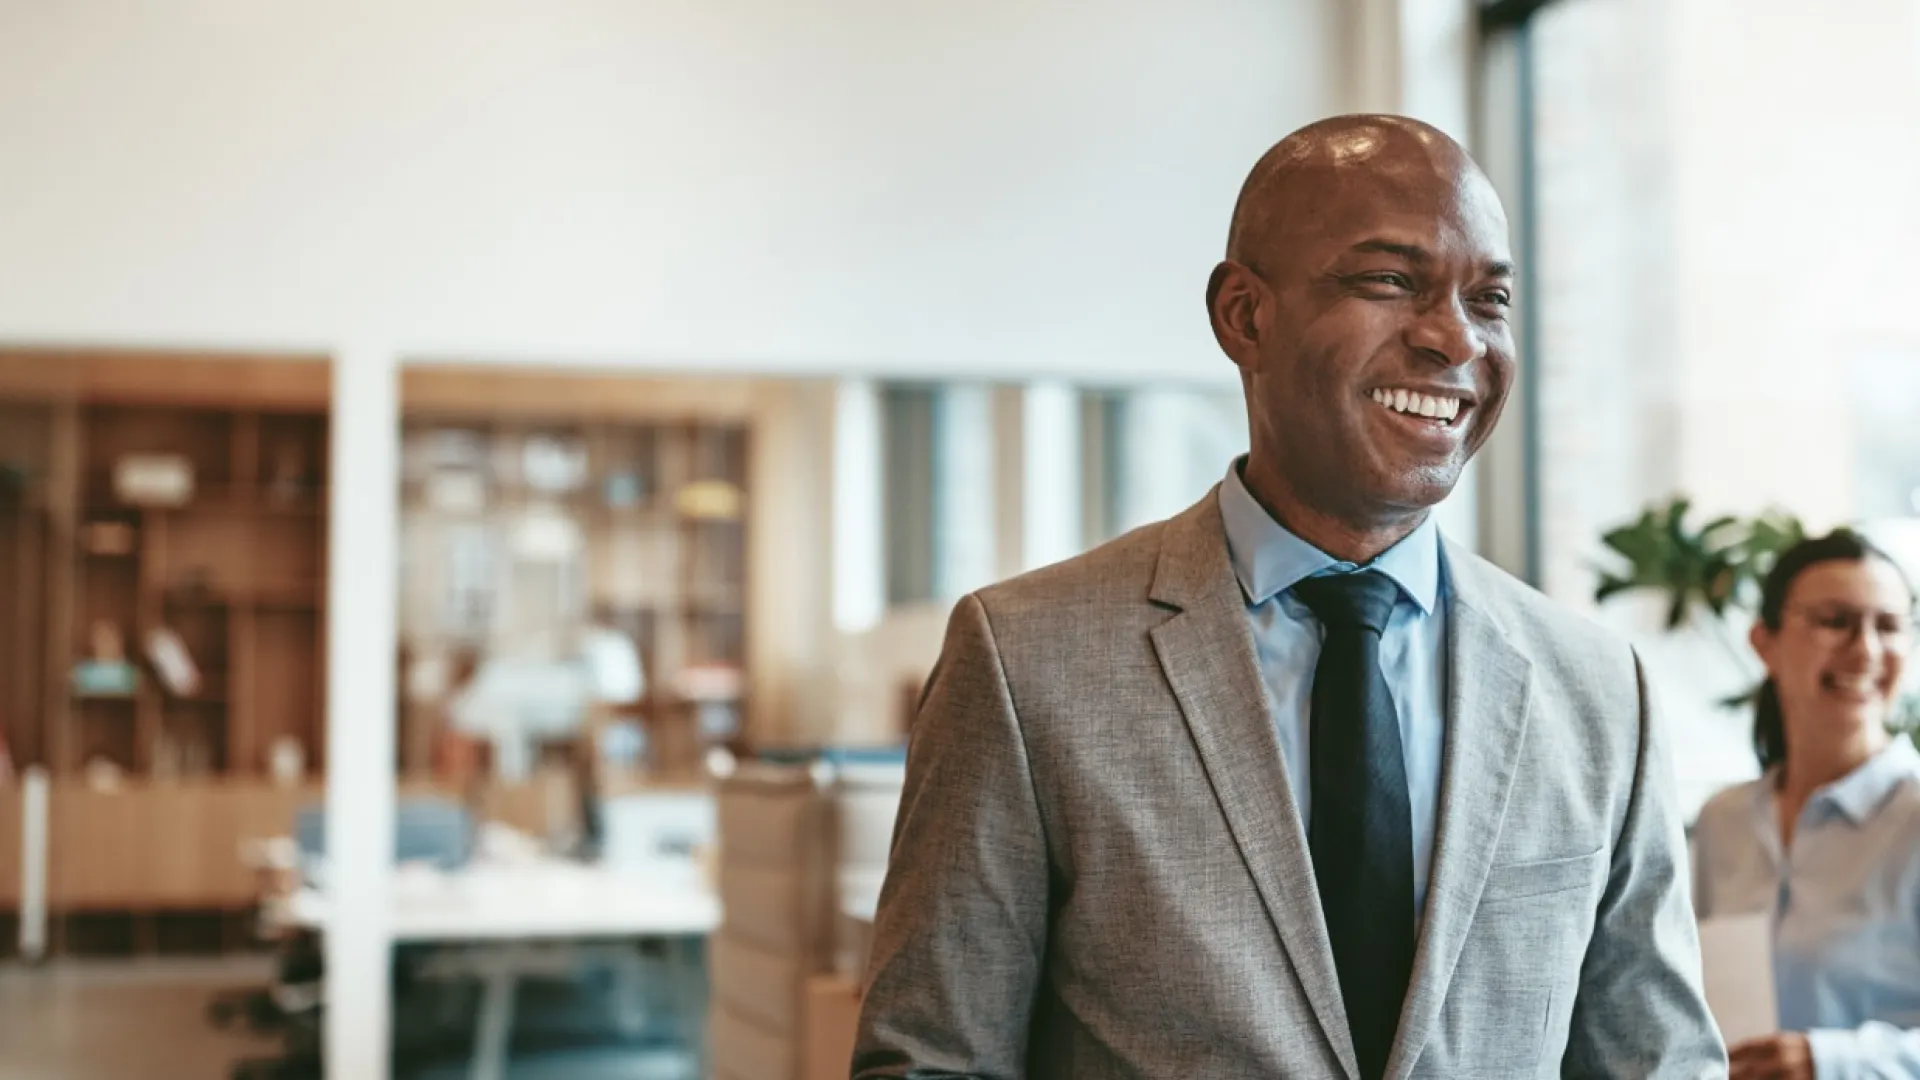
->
[852,116,1726,1079]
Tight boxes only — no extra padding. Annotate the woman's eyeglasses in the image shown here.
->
[1786,604,1918,648]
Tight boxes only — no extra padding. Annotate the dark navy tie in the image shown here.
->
[1292,570,1415,1080]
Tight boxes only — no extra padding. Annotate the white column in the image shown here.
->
[19,766,47,960]
[1338,0,1475,138]
[1340,0,1406,115]
[831,378,884,634]
[326,346,400,1080]
[1020,381,1082,571]
[1396,0,1476,141]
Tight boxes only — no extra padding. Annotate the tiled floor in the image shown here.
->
[0,958,702,1079]
[0,958,284,1080]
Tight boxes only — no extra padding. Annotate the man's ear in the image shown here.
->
[1207,260,1263,371]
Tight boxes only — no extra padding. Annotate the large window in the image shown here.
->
[876,380,1244,608]
[1528,0,1920,594]
[881,382,997,606]
[1082,386,1247,545]
[1518,0,1920,810]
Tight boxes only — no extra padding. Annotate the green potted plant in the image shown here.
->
[1594,495,1920,737]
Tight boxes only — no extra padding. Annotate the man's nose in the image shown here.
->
[1405,296,1484,368]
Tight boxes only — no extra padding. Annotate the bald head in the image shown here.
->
[1226,115,1495,268]
[1206,113,1517,562]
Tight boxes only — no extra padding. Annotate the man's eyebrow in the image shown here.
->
[1346,240,1517,279]
[1349,239,1429,262]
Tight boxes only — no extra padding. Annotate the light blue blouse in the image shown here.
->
[1692,738,1920,1078]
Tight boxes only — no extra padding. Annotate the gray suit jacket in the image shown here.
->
[853,491,1727,1079]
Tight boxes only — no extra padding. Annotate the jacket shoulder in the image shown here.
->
[973,518,1170,622]
[1446,544,1639,676]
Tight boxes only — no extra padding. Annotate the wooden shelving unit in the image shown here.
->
[62,404,329,782]
[0,352,331,955]
[0,356,765,956]
[397,406,751,783]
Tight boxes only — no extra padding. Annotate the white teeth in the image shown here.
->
[1372,388,1462,422]
[1823,674,1880,698]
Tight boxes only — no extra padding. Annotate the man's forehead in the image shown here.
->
[1271,172,1510,259]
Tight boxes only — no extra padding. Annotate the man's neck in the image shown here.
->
[1239,455,1426,565]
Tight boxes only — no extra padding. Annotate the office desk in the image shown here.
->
[288,859,719,1080]
[288,859,719,939]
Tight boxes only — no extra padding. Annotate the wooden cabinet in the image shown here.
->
[48,784,144,908]
[0,353,332,949]
[30,778,574,913]
[0,787,20,906]
[46,781,319,910]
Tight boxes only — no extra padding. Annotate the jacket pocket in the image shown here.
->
[1479,847,1605,904]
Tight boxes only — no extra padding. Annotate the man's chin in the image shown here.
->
[1373,463,1465,515]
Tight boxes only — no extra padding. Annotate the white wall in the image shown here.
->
[0,0,1336,381]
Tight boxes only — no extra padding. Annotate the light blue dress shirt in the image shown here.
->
[1216,460,1449,919]
[1692,738,1920,1079]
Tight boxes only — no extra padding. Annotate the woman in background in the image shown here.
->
[1693,530,1919,1080]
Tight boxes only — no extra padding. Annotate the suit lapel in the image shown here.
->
[1149,494,1360,1080]
[1385,547,1534,1080]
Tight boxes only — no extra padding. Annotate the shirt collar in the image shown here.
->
[1758,737,1920,831]
[1815,738,1920,825]
[1217,456,1442,614]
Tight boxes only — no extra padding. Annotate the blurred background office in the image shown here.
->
[0,1,1916,1079]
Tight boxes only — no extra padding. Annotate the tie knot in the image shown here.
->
[1292,570,1399,634]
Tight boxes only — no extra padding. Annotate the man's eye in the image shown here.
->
[1477,289,1513,308]
[1359,272,1414,291]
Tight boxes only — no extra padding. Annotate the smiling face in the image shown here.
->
[1209,118,1517,537]
[1752,557,1915,744]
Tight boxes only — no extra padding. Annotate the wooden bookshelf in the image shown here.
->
[1,362,332,784]
[399,370,753,784]
[0,355,765,954]
[58,402,330,780]
[0,351,331,954]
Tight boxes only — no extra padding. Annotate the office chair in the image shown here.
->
[220,797,475,1080]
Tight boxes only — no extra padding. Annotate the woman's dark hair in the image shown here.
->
[1751,529,1915,772]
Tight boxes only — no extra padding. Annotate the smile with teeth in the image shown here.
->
[1822,673,1881,697]
[1370,387,1463,424]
